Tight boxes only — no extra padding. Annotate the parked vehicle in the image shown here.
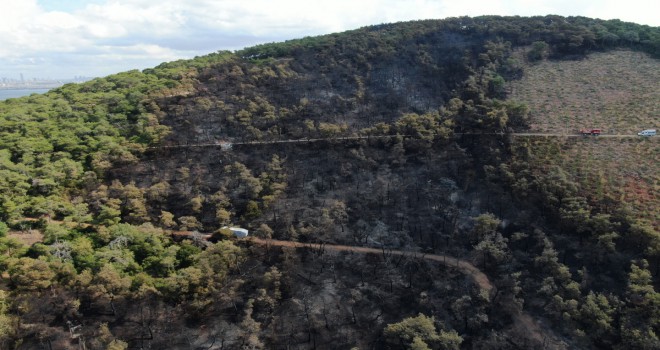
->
[579,128,602,136]
[637,129,656,136]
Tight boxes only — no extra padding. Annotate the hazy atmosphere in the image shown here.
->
[1,0,658,79]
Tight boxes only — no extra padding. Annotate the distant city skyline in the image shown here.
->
[0,0,657,79]
[1,75,90,82]
[0,76,91,91]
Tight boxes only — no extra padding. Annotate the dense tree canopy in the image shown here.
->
[0,15,657,349]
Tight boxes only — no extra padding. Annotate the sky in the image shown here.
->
[0,0,657,80]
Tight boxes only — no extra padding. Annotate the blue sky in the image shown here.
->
[0,0,657,80]
[38,0,102,12]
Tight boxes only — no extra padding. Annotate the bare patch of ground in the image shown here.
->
[7,229,44,246]
[509,50,660,135]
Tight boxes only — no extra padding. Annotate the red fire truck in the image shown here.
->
[579,128,602,136]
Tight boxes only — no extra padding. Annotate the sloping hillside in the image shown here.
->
[0,16,659,350]
[507,49,659,228]
[509,50,659,134]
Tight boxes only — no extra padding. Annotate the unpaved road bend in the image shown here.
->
[247,237,493,292]
[174,230,563,347]
[245,237,565,349]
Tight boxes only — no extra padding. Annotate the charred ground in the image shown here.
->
[1,15,659,349]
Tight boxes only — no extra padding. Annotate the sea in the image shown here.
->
[0,88,51,101]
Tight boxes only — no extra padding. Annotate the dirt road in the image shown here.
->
[12,223,563,348]
[147,132,654,150]
[245,237,565,349]
[247,237,493,292]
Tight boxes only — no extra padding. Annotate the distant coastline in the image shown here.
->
[0,77,92,99]
[0,84,62,90]
[0,88,52,100]
[1,78,92,100]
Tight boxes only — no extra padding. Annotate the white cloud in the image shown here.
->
[0,1,87,57]
[0,1,40,31]
[0,0,656,79]
[587,0,658,26]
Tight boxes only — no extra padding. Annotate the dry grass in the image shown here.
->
[521,137,659,229]
[508,50,659,135]
[7,230,44,246]
[507,50,659,228]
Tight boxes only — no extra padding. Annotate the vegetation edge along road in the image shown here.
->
[242,237,563,348]
[246,237,493,291]
[147,132,657,149]
[7,225,566,348]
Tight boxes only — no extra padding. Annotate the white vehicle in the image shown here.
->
[222,226,249,238]
[637,129,656,136]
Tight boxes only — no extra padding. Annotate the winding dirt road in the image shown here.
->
[13,224,562,347]
[244,237,565,349]
[246,237,493,292]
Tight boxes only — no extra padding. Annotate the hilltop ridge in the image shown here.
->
[0,15,658,349]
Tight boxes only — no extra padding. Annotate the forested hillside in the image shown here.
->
[0,15,658,349]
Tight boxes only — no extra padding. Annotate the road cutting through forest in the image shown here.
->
[171,231,563,347]
[244,237,565,349]
[147,132,654,151]
[247,237,493,291]
[8,223,564,348]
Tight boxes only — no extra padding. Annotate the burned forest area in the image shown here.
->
[0,15,659,350]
